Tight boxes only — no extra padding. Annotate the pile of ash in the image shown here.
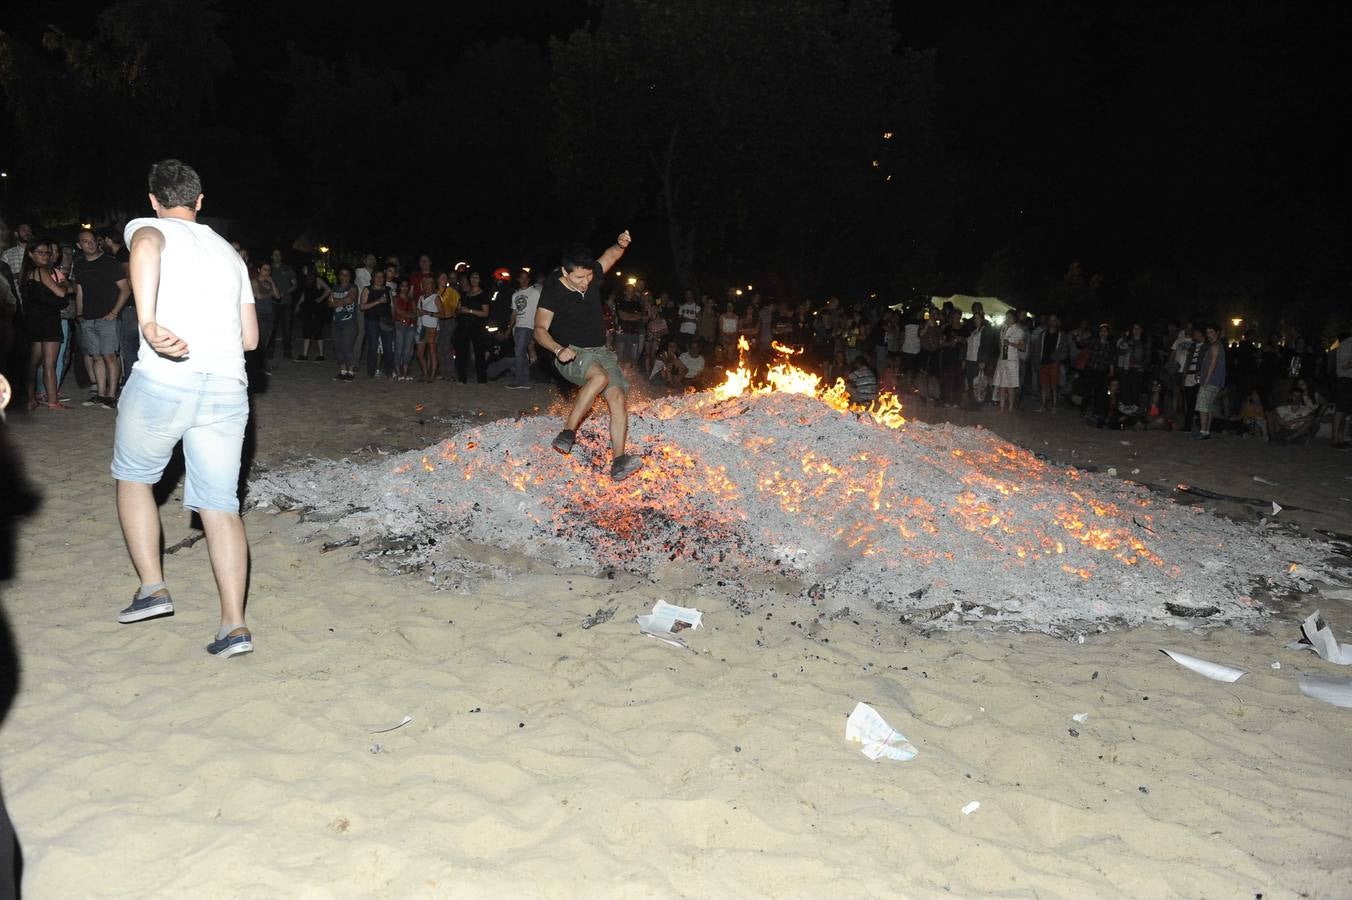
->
[248,390,1338,633]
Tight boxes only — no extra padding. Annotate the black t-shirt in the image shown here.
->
[458,289,489,322]
[488,284,514,328]
[616,295,644,332]
[537,263,606,348]
[72,253,125,318]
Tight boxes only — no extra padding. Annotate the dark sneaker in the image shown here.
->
[118,589,174,623]
[83,395,101,407]
[315,355,325,362]
[611,453,644,481]
[99,396,117,409]
[206,627,253,659]
[552,429,576,454]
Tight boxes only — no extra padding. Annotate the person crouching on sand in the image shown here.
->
[533,232,643,481]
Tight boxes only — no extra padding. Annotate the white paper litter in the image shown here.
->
[636,600,704,648]
[1253,476,1278,486]
[1271,501,1282,516]
[1107,468,1118,477]
[1071,713,1089,723]
[845,701,918,761]
[370,715,413,734]
[1297,676,1352,709]
[961,801,980,815]
[1297,611,1352,665]
[1271,661,1281,669]
[1160,649,1246,682]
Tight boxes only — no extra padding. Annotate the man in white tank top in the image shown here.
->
[110,159,261,659]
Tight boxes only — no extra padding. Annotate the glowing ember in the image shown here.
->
[252,377,1333,635]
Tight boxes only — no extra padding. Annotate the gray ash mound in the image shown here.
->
[248,390,1337,633]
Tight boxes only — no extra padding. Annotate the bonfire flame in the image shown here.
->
[711,337,905,427]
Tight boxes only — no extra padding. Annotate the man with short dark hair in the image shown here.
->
[72,228,130,407]
[111,159,260,658]
[534,231,643,480]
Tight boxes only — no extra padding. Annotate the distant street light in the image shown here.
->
[1231,317,1243,327]
[318,245,330,254]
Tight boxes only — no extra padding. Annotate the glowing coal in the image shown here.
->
[249,383,1337,634]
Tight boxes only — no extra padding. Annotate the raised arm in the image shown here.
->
[597,230,631,274]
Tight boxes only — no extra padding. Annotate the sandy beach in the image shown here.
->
[2,363,1350,898]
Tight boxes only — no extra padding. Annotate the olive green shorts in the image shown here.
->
[554,345,629,392]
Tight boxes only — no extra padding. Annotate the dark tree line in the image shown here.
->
[1,0,940,296]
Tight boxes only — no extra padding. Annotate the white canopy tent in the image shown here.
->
[931,294,1014,321]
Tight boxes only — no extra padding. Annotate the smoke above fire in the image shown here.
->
[250,345,1335,634]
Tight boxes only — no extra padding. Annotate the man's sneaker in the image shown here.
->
[611,453,644,481]
[206,627,253,659]
[83,394,100,407]
[118,588,174,623]
[551,429,576,454]
[99,396,117,409]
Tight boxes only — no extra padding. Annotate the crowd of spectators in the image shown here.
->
[3,220,1349,450]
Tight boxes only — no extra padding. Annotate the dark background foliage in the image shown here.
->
[1,0,1346,332]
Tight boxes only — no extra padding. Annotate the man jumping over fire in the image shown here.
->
[534,231,644,480]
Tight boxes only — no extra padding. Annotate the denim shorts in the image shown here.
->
[80,317,121,356]
[111,370,249,512]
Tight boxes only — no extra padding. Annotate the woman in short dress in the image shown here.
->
[20,241,73,410]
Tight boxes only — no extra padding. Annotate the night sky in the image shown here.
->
[6,0,1348,313]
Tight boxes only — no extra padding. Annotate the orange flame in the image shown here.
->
[709,337,905,427]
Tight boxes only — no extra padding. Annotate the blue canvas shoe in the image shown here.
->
[118,589,174,624]
[206,628,253,659]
